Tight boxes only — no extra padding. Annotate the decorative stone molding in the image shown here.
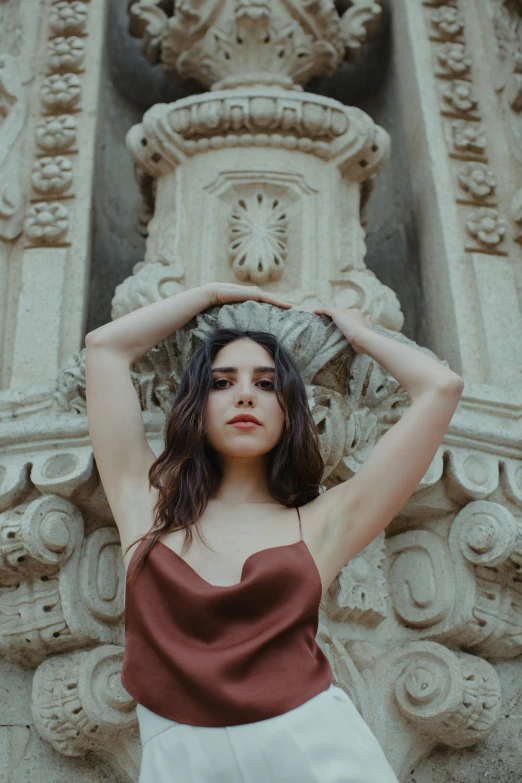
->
[456,161,497,203]
[465,207,507,248]
[21,0,96,251]
[430,6,465,42]
[24,202,70,245]
[35,115,78,154]
[0,53,27,241]
[435,42,472,78]
[46,36,86,73]
[0,493,124,668]
[420,0,509,254]
[317,638,501,778]
[49,1,89,37]
[126,89,390,172]
[32,645,138,762]
[321,532,388,626]
[31,156,74,196]
[392,644,500,747]
[447,119,487,159]
[440,79,480,117]
[41,73,82,111]
[128,0,383,89]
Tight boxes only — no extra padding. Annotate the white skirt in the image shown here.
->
[136,683,399,782]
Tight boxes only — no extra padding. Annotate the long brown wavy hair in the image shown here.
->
[124,327,325,583]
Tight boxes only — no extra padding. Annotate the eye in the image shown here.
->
[258,379,275,390]
[211,378,275,390]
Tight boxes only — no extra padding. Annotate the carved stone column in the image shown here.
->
[121,0,402,327]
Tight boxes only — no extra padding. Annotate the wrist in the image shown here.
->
[197,283,217,307]
[351,326,380,355]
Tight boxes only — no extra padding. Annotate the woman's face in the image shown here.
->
[204,338,286,457]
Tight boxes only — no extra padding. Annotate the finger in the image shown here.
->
[259,294,293,308]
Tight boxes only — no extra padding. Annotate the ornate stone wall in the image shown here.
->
[0,1,521,781]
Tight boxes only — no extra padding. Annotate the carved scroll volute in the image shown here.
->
[449,501,522,657]
[393,644,501,749]
[0,494,84,582]
[347,641,501,778]
[0,498,124,668]
[32,645,138,759]
[450,500,520,567]
[313,639,501,778]
[387,529,456,630]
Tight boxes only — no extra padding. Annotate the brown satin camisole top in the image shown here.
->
[121,507,332,727]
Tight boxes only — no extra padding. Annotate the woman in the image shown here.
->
[85,282,464,782]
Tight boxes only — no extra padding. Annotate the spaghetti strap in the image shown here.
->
[296,506,303,540]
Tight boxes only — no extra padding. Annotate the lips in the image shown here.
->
[228,414,261,425]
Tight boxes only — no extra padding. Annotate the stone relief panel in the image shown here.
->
[423,0,510,255]
[228,191,289,283]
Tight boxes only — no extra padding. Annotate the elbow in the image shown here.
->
[85,329,109,349]
[440,374,465,395]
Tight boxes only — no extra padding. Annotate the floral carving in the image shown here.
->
[437,42,471,77]
[431,6,464,40]
[31,157,73,195]
[457,163,497,201]
[24,202,69,245]
[41,73,81,110]
[228,192,288,284]
[35,115,77,152]
[442,80,478,115]
[466,208,507,247]
[450,120,487,156]
[46,36,85,72]
[49,1,88,37]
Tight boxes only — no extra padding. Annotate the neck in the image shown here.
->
[212,454,274,505]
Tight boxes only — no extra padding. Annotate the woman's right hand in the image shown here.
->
[202,282,293,310]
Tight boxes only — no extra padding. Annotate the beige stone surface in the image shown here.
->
[1,0,522,780]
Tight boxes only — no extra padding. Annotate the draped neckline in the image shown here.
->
[155,538,322,591]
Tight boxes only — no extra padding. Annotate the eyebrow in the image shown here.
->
[211,366,276,373]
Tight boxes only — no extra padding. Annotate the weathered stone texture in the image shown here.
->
[1,1,521,781]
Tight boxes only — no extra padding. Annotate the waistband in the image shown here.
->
[136,683,348,747]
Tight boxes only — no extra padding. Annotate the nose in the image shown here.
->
[234,382,255,407]
[236,392,254,406]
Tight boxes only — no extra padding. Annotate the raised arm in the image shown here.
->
[309,304,464,569]
[85,285,214,533]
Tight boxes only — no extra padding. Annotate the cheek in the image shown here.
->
[267,400,286,434]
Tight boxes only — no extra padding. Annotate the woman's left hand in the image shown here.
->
[313,305,374,354]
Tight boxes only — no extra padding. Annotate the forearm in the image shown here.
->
[356,329,464,400]
[85,285,212,364]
